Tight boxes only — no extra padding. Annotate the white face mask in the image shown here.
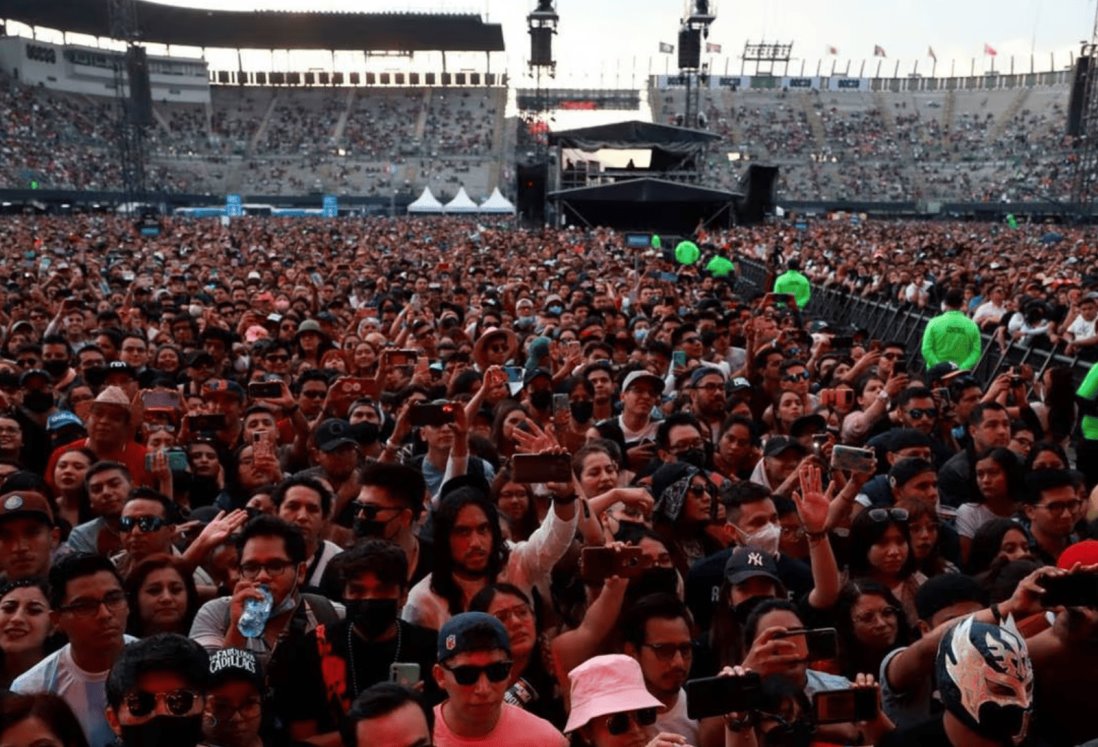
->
[736,521,781,556]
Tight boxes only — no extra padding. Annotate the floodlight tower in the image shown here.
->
[108,0,150,210]
[678,0,716,132]
[1070,3,1098,216]
[527,0,558,162]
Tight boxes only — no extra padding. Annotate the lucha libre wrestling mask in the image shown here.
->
[936,614,1033,745]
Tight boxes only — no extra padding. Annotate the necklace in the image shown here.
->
[346,618,402,698]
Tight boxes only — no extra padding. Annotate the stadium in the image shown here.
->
[2,5,1098,747]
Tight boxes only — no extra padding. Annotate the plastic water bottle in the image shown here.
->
[237,585,273,639]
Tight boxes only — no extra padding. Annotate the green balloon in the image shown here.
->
[651,234,662,249]
[706,256,735,278]
[675,240,700,265]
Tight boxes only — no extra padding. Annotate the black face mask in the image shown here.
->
[23,390,53,413]
[346,598,399,639]
[354,515,395,540]
[529,390,552,411]
[569,400,594,423]
[677,447,711,471]
[120,715,204,747]
[42,359,69,378]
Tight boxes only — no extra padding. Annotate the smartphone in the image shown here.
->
[812,433,829,455]
[658,272,679,283]
[813,687,880,724]
[504,366,524,384]
[685,672,764,720]
[144,448,190,473]
[185,413,227,433]
[335,377,377,399]
[309,272,323,286]
[773,627,839,662]
[933,387,952,406]
[390,662,421,687]
[552,393,570,417]
[831,445,876,474]
[247,381,282,399]
[388,349,420,367]
[672,350,687,367]
[579,546,652,585]
[408,402,455,428]
[512,453,573,484]
[61,297,83,312]
[830,335,853,350]
[141,390,182,410]
[1039,573,1098,607]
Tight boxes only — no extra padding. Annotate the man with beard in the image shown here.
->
[12,553,135,747]
[277,540,440,745]
[320,461,432,600]
[687,367,726,445]
[11,368,57,475]
[104,634,209,747]
[273,474,342,590]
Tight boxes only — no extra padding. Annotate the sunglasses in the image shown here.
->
[353,502,403,521]
[866,508,909,523]
[119,515,167,533]
[606,707,659,735]
[686,485,713,498]
[640,641,694,661]
[124,689,202,719]
[782,371,811,382]
[906,408,938,420]
[442,661,512,685]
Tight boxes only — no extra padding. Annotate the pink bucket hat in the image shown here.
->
[564,654,665,733]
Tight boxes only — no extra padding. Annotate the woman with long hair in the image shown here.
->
[490,400,531,460]
[897,497,956,577]
[965,518,1033,578]
[0,578,54,689]
[832,581,911,682]
[123,554,200,638]
[0,692,90,747]
[846,507,924,627]
[956,447,1025,563]
[51,446,96,533]
[714,415,761,481]
[491,467,541,542]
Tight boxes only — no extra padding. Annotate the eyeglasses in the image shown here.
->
[16,359,37,367]
[1037,499,1081,515]
[694,382,724,392]
[853,606,900,625]
[119,515,168,533]
[640,642,693,661]
[239,559,294,579]
[780,525,806,539]
[782,371,811,382]
[353,503,404,521]
[606,708,659,735]
[58,589,127,618]
[906,408,938,420]
[206,697,262,722]
[301,390,326,399]
[442,660,513,685]
[866,508,909,523]
[493,603,534,625]
[881,353,902,361]
[266,354,289,363]
[124,689,202,719]
[686,485,713,498]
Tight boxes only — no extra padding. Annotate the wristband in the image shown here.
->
[990,602,1005,625]
[806,530,828,542]
[383,440,400,452]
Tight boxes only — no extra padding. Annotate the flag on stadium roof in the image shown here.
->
[928,46,937,62]
[827,45,838,55]
[659,42,674,54]
[873,45,887,58]
[706,42,722,53]
[984,43,998,57]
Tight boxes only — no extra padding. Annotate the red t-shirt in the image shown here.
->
[433,702,567,747]
[45,438,149,491]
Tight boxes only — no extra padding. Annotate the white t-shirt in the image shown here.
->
[956,502,1006,539]
[11,638,137,747]
[1068,315,1096,342]
[973,300,1006,326]
[655,689,701,745]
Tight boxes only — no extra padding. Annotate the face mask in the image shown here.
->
[529,390,552,411]
[23,390,54,413]
[569,400,594,423]
[737,521,781,556]
[354,513,396,540]
[516,315,535,328]
[547,304,563,315]
[634,328,649,342]
[345,598,399,639]
[42,359,69,377]
[677,447,710,471]
[120,715,204,747]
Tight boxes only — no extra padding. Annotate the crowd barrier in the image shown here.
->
[736,259,1095,389]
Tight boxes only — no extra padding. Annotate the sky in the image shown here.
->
[128,0,1095,85]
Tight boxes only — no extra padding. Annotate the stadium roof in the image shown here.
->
[548,120,721,148]
[0,0,505,52]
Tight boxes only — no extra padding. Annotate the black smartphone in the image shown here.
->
[512,453,573,484]
[685,672,764,720]
[1039,573,1098,608]
[813,687,880,724]
[409,403,455,428]
[579,546,651,585]
[185,413,226,432]
[831,335,853,349]
[247,381,282,399]
[933,386,953,405]
[773,627,838,661]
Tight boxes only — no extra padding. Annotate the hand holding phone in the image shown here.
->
[831,445,876,474]
[512,453,573,484]
[813,686,880,724]
[579,546,652,585]
[685,672,764,720]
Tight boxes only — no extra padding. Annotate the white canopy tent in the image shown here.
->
[478,187,516,214]
[406,186,444,214]
[443,187,479,214]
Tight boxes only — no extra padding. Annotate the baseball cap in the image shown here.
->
[522,368,552,388]
[888,457,935,488]
[437,612,511,664]
[622,370,665,394]
[887,428,933,452]
[763,435,808,458]
[564,655,665,733]
[0,490,53,525]
[46,411,84,432]
[18,369,50,387]
[926,362,962,383]
[105,361,137,380]
[314,418,356,453]
[208,648,264,690]
[202,379,245,401]
[1058,539,1098,570]
[728,377,752,393]
[789,414,827,439]
[723,546,782,587]
[689,366,725,387]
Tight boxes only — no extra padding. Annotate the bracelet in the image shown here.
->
[806,530,828,542]
[990,602,1004,625]
[383,440,400,452]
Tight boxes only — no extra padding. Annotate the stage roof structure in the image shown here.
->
[547,120,720,150]
[0,0,506,51]
[549,177,740,232]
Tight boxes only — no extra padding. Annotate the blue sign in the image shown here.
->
[225,194,243,218]
[322,195,338,218]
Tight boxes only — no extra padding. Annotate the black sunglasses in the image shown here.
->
[119,515,167,533]
[867,508,909,523]
[442,661,512,686]
[906,407,938,420]
[124,689,201,718]
[353,502,403,521]
[606,707,658,735]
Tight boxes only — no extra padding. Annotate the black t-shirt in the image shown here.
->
[274,617,441,734]
[685,548,813,633]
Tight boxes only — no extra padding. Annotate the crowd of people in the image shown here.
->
[0,213,1097,747]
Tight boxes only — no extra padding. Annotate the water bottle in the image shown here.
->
[237,585,273,639]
